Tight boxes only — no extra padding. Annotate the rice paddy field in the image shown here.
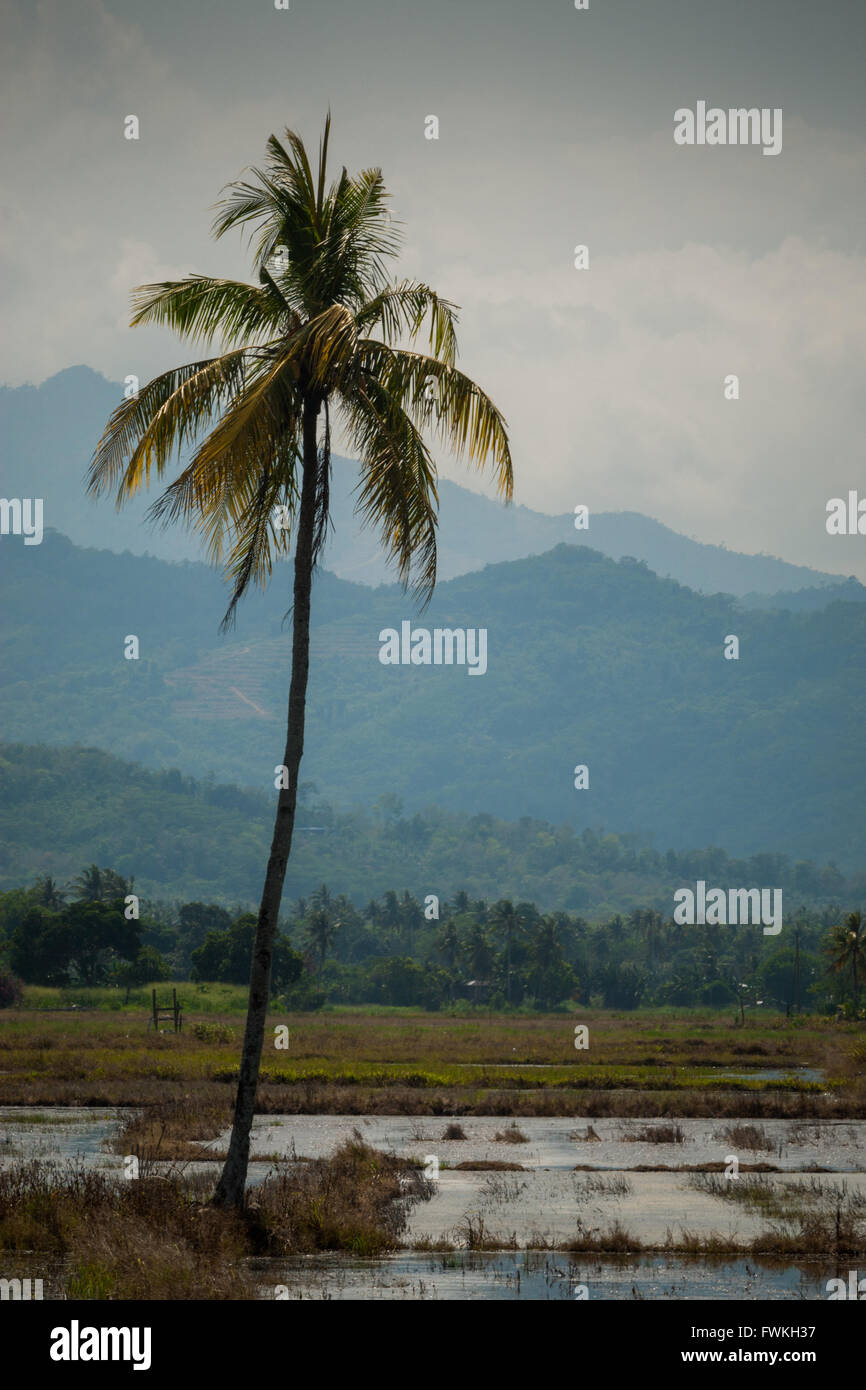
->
[1,995,864,1299]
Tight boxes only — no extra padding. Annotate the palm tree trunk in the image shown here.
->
[213,394,320,1209]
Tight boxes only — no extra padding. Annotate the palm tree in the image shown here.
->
[825,911,863,1011]
[309,883,332,914]
[88,117,512,1208]
[34,876,66,909]
[462,922,494,979]
[69,865,105,902]
[436,917,460,1001]
[303,907,337,969]
[69,865,131,903]
[488,898,521,1004]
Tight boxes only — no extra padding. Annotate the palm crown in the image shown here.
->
[88,114,512,615]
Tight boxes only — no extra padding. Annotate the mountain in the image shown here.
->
[739,577,866,611]
[0,530,862,867]
[0,742,853,914]
[1,365,860,599]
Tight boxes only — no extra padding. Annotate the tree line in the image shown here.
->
[0,868,862,1016]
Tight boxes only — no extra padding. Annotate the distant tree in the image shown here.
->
[175,901,233,973]
[191,914,303,991]
[824,912,864,1011]
[8,907,69,985]
[526,917,576,1009]
[369,955,427,1006]
[69,865,133,904]
[309,883,332,914]
[0,970,24,1009]
[303,908,337,969]
[33,876,66,910]
[436,919,459,971]
[398,891,423,954]
[113,946,171,1003]
[462,922,493,979]
[488,899,525,1004]
[10,901,141,986]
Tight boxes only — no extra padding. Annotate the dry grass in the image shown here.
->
[451,1160,526,1171]
[0,1134,433,1298]
[0,1163,252,1299]
[714,1123,774,1151]
[622,1123,687,1144]
[248,1131,432,1259]
[493,1123,529,1143]
[0,1006,856,1107]
[560,1219,639,1252]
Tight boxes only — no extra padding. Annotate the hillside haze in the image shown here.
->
[1,366,860,599]
[0,529,861,868]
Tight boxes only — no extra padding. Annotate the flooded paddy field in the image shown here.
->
[2,1105,865,1298]
[258,1251,840,1301]
[1,1008,862,1299]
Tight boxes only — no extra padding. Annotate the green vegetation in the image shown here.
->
[0,1007,860,1117]
[3,741,853,918]
[3,531,866,869]
[1,862,862,1015]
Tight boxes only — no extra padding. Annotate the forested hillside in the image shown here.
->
[0,743,856,915]
[1,533,864,864]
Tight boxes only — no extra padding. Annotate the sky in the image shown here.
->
[2,0,866,577]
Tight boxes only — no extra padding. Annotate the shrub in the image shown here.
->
[191,1022,237,1044]
[0,970,24,1009]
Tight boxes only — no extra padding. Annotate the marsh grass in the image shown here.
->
[561,1219,638,1252]
[494,1123,529,1144]
[0,1006,859,1123]
[451,1160,526,1171]
[479,1172,528,1204]
[456,1212,518,1250]
[715,1123,774,1151]
[572,1173,632,1200]
[0,1133,434,1298]
[622,1123,687,1144]
[0,1161,252,1298]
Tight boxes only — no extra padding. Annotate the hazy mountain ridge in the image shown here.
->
[1,365,860,600]
[0,530,863,867]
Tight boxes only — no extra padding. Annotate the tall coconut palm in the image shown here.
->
[88,116,512,1208]
[825,911,863,1011]
[303,907,337,969]
[488,898,521,1003]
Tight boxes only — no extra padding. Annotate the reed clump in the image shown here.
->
[0,1133,434,1297]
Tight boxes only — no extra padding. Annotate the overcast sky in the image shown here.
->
[2,0,865,577]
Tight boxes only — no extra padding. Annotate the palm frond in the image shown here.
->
[147,352,302,570]
[129,276,287,348]
[341,374,439,602]
[358,342,513,500]
[354,281,459,365]
[88,351,252,503]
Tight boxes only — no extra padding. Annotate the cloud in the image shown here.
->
[2,0,865,576]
